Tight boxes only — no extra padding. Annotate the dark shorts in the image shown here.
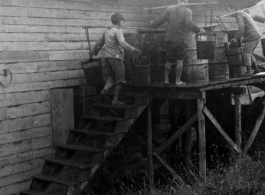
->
[166,41,187,63]
[105,58,125,84]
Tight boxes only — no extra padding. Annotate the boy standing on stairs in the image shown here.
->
[149,0,206,85]
[90,13,141,105]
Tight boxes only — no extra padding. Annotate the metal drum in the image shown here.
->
[181,58,209,84]
[208,31,229,81]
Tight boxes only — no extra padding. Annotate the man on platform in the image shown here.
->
[150,0,206,85]
[226,4,262,76]
[90,13,141,105]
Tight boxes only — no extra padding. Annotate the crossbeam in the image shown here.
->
[156,113,198,154]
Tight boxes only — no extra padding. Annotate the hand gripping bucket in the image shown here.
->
[196,33,216,59]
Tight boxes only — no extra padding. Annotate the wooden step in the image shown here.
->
[45,158,93,170]
[82,115,126,122]
[91,103,138,109]
[56,143,112,153]
[20,190,48,195]
[106,91,148,98]
[32,174,74,187]
[70,129,125,137]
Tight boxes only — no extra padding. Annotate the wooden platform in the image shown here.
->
[127,73,265,91]
[125,74,265,182]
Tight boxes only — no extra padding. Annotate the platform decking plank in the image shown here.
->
[126,76,265,93]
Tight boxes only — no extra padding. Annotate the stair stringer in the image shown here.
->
[87,98,152,182]
[20,93,152,195]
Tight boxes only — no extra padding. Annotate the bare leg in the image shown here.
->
[112,83,125,105]
[104,75,114,91]
[251,55,260,74]
[164,61,172,84]
[246,66,252,74]
[175,60,186,85]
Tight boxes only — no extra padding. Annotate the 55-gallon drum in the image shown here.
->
[208,31,229,81]
[178,49,209,84]
[181,59,209,84]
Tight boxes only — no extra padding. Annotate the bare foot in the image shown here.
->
[112,100,126,105]
[175,81,186,86]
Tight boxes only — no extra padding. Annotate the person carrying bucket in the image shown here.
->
[90,13,141,105]
[149,0,206,86]
[226,4,262,76]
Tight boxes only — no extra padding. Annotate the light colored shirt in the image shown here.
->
[151,5,201,43]
[234,11,262,43]
[92,25,136,61]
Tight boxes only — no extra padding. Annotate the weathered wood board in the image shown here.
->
[0,0,249,194]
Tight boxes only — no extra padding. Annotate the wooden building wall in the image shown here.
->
[0,0,263,194]
[0,0,166,194]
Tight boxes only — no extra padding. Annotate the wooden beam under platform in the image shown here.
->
[124,74,265,182]
[203,106,242,154]
[244,101,265,153]
[126,75,265,92]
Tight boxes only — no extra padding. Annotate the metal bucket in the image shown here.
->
[196,34,216,59]
[81,58,104,92]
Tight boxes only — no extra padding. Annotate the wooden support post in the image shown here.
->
[244,102,265,153]
[203,106,242,154]
[169,99,177,155]
[184,100,192,170]
[246,85,253,104]
[197,98,206,182]
[147,104,154,186]
[235,95,242,149]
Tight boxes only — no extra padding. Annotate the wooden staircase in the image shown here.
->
[20,89,151,195]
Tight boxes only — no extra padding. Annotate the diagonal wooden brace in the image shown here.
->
[203,106,242,154]
[244,102,265,153]
[156,113,198,154]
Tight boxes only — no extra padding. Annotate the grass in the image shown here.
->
[100,127,265,195]
[114,149,265,195]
